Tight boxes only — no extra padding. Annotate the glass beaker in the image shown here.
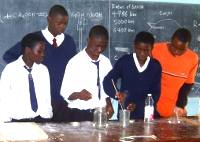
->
[93,107,107,128]
[119,109,130,128]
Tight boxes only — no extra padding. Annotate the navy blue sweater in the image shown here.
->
[3,31,77,101]
[103,54,162,119]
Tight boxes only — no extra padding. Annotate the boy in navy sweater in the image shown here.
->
[3,5,77,122]
[103,31,162,119]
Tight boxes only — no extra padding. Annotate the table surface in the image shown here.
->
[37,117,200,142]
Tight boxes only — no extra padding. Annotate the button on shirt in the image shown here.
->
[0,56,52,120]
[60,48,112,110]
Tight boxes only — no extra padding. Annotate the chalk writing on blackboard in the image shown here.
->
[0,12,47,23]
[70,11,104,51]
[148,19,181,40]
[77,17,86,51]
[111,3,144,34]
[113,47,130,61]
[159,11,173,17]
[193,19,200,28]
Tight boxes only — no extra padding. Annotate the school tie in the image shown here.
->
[92,61,101,100]
[24,66,38,112]
[52,38,57,47]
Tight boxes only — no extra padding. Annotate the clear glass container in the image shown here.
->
[93,107,107,128]
[119,109,130,128]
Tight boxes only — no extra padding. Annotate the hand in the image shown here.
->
[116,92,126,104]
[126,103,136,112]
[106,97,114,119]
[106,104,114,119]
[174,106,187,117]
[78,89,92,101]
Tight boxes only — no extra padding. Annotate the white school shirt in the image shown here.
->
[60,48,112,110]
[41,27,64,47]
[0,56,52,120]
[0,80,10,122]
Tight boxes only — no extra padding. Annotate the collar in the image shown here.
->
[133,53,150,73]
[41,27,64,47]
[18,55,36,70]
[83,47,101,63]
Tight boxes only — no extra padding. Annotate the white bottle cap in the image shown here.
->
[148,94,152,97]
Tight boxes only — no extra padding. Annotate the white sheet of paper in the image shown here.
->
[0,122,48,141]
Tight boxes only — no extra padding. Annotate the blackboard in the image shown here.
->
[0,0,200,96]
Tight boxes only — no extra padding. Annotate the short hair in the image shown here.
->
[21,32,44,54]
[89,25,109,40]
[48,5,68,17]
[171,28,192,43]
[134,31,155,46]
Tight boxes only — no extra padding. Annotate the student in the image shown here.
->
[3,5,77,122]
[0,33,52,122]
[152,28,199,117]
[103,31,162,119]
[60,25,113,121]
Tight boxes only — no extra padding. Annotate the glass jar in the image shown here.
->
[93,107,107,128]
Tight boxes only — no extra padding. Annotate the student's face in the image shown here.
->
[86,37,108,60]
[48,14,68,37]
[30,42,45,64]
[169,37,188,56]
[134,42,151,64]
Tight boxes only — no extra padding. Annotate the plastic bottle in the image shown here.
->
[144,94,154,122]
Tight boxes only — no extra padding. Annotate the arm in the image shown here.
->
[60,59,92,102]
[176,83,193,108]
[150,60,162,117]
[103,58,123,99]
[105,97,114,118]
[151,61,162,104]
[3,42,22,63]
[39,67,53,119]
[60,60,76,102]
[175,54,198,116]
[64,34,77,59]
[0,66,12,122]
[174,83,193,117]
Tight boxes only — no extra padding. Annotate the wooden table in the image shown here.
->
[39,117,200,142]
